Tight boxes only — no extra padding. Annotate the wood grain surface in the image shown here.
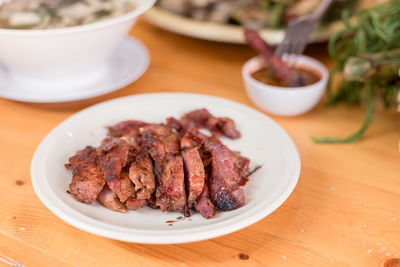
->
[0,20,399,267]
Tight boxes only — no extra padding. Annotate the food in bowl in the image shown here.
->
[243,29,328,116]
[0,0,155,85]
[156,0,359,29]
[251,66,321,87]
[0,0,136,29]
[244,28,321,87]
[65,109,255,219]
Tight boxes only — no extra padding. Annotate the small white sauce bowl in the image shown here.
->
[242,55,328,116]
[0,0,155,84]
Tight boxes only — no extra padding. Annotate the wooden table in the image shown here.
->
[0,20,399,267]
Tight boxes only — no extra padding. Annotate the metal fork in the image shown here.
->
[274,0,334,58]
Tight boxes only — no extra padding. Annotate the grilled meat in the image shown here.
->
[142,124,187,214]
[205,139,245,210]
[166,117,182,133]
[126,198,147,211]
[181,127,208,149]
[65,146,105,204]
[195,180,215,218]
[155,154,187,213]
[108,120,148,150]
[182,147,205,208]
[97,184,127,213]
[170,108,241,139]
[141,124,181,155]
[184,128,245,210]
[107,120,148,137]
[205,116,241,139]
[66,109,250,218]
[231,151,250,181]
[97,137,130,181]
[129,151,155,200]
[106,171,134,202]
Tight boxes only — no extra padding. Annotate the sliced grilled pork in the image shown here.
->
[126,198,147,211]
[183,128,245,211]
[129,151,155,200]
[97,137,130,181]
[106,171,134,202]
[97,184,127,213]
[65,146,105,204]
[141,124,187,214]
[182,147,205,209]
[155,154,187,213]
[173,108,241,139]
[195,180,215,218]
[205,139,245,210]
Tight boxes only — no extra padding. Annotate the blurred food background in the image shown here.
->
[156,0,360,29]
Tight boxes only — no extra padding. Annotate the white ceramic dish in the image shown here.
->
[0,37,149,103]
[243,55,329,116]
[144,7,343,45]
[0,0,155,84]
[31,93,300,244]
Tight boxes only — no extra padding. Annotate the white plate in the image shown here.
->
[0,37,149,103]
[144,7,344,45]
[31,93,300,244]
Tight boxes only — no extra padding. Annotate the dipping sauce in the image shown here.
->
[0,0,135,29]
[251,66,320,87]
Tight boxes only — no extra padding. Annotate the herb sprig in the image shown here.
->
[313,0,400,143]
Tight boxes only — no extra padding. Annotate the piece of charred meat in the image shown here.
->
[97,137,130,181]
[97,184,127,213]
[106,171,134,202]
[231,151,250,181]
[195,180,215,218]
[65,146,105,204]
[182,127,248,180]
[182,147,205,209]
[206,139,245,210]
[181,129,216,218]
[108,120,146,137]
[141,124,187,214]
[168,108,241,139]
[155,154,187,214]
[126,198,147,211]
[129,150,156,200]
[166,117,182,133]
[181,130,207,209]
[185,128,245,211]
[141,124,181,155]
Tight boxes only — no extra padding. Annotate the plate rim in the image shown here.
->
[0,36,150,103]
[143,7,344,45]
[30,92,301,244]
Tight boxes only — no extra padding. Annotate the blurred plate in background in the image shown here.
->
[144,7,344,45]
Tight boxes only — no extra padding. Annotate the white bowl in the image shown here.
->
[0,0,155,85]
[242,55,328,116]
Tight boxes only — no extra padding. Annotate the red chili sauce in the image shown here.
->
[239,177,249,186]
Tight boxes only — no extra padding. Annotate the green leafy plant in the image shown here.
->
[313,0,400,143]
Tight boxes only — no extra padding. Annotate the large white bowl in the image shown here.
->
[0,0,155,84]
[243,55,328,117]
